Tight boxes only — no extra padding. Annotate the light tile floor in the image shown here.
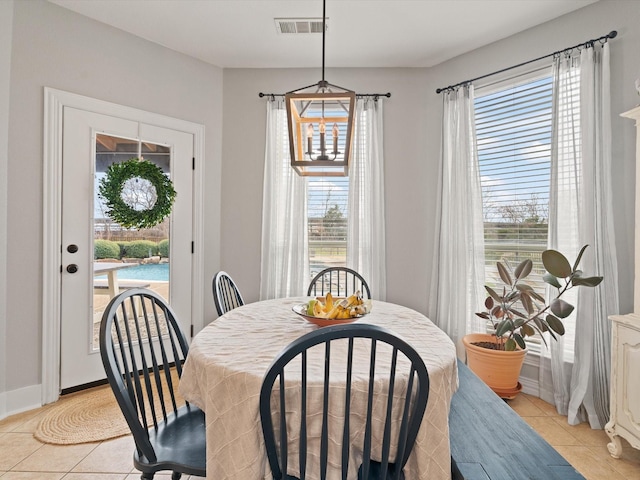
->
[0,391,638,479]
[508,393,640,480]
[0,400,202,479]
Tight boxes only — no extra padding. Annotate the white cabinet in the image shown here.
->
[605,313,640,457]
[605,106,640,457]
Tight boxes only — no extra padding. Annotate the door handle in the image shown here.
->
[66,264,78,274]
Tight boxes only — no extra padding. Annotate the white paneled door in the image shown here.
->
[60,107,194,390]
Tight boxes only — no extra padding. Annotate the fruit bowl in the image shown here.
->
[292,293,372,327]
[292,303,363,327]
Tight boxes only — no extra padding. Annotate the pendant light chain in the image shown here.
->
[321,0,326,84]
[282,0,357,176]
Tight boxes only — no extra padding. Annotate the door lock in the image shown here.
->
[66,264,78,274]
[67,244,79,253]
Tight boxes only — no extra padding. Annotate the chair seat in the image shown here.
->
[135,405,207,477]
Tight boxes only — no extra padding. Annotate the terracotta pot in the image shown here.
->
[462,333,526,397]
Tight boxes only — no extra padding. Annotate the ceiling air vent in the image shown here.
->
[275,18,328,34]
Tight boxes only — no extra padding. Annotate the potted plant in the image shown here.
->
[465,244,603,398]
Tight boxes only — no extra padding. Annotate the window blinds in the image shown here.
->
[307,177,348,274]
[475,74,553,296]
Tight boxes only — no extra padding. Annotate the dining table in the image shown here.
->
[179,296,458,480]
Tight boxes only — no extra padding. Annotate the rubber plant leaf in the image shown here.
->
[573,244,589,271]
[529,290,546,303]
[496,319,513,337]
[520,292,534,315]
[546,314,566,335]
[505,291,521,303]
[514,333,526,350]
[521,324,536,337]
[543,273,562,289]
[516,283,534,292]
[514,258,533,280]
[542,249,572,278]
[508,308,527,319]
[572,276,604,287]
[505,338,517,351]
[550,298,574,319]
[497,262,512,286]
[533,316,548,332]
[546,319,558,341]
[485,285,502,302]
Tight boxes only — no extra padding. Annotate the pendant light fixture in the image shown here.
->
[285,0,355,177]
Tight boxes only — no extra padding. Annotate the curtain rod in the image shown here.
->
[258,92,391,99]
[436,30,617,94]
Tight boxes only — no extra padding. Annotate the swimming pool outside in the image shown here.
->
[95,263,169,282]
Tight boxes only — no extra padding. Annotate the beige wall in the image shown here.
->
[0,0,14,412]
[3,0,640,414]
[221,67,435,312]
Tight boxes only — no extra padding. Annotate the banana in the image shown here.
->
[305,291,369,320]
[327,304,342,319]
[343,291,363,309]
[325,292,334,311]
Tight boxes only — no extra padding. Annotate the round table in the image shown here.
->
[179,297,458,480]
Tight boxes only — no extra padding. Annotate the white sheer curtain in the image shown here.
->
[260,99,309,299]
[544,42,619,428]
[428,85,486,358]
[347,98,386,300]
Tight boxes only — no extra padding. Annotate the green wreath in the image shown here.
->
[98,158,177,229]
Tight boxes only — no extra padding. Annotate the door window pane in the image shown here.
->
[92,134,172,350]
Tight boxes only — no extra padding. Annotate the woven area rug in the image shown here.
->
[34,384,131,445]
[35,369,182,445]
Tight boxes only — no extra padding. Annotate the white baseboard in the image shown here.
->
[0,384,42,420]
[520,352,541,397]
[520,375,539,396]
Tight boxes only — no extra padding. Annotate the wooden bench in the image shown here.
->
[449,360,585,480]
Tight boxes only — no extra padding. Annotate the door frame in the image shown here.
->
[42,87,205,404]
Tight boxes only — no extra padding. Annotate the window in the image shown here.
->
[304,102,353,278]
[266,99,380,296]
[474,71,553,349]
[307,177,349,278]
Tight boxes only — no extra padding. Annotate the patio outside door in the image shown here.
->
[60,107,194,390]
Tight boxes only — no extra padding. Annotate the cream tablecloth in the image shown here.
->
[179,297,458,480]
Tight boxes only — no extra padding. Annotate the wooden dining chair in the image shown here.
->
[259,323,430,480]
[307,266,372,299]
[212,270,245,316]
[99,288,206,480]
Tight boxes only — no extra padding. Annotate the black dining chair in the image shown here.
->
[99,288,206,480]
[212,270,245,316]
[259,323,430,480]
[307,266,372,299]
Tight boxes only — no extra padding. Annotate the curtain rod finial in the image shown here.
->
[609,30,618,39]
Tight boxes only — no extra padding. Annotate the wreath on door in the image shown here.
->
[98,157,177,230]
